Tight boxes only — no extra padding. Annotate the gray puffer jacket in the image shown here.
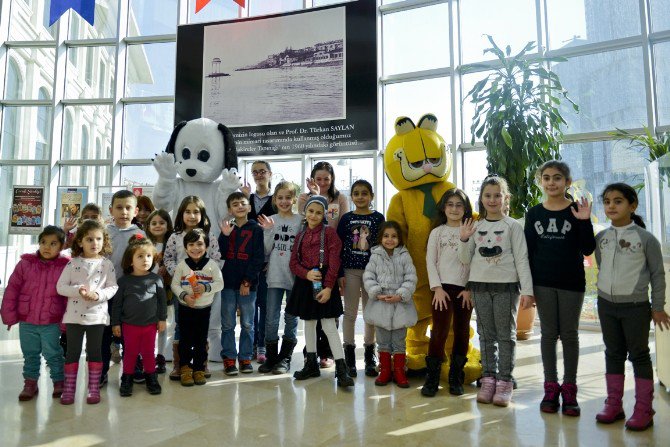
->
[363,245,418,330]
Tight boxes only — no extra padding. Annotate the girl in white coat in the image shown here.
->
[363,221,418,388]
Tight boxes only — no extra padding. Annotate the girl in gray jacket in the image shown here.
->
[363,221,418,388]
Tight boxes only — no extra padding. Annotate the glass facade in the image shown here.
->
[1,0,670,323]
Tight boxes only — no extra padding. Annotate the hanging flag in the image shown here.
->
[195,0,211,13]
[195,0,245,14]
[49,0,95,26]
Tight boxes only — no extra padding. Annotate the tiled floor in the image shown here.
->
[0,323,666,447]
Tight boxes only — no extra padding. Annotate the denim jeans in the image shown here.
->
[265,287,298,342]
[19,323,64,381]
[221,288,257,361]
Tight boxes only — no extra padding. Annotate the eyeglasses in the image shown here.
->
[252,169,268,176]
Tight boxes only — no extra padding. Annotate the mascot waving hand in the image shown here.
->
[384,114,481,385]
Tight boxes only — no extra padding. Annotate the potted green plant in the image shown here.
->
[464,35,578,218]
[464,36,579,338]
[611,126,670,190]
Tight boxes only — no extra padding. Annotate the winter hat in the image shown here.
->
[305,195,329,223]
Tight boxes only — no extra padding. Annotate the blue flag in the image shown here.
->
[49,0,95,27]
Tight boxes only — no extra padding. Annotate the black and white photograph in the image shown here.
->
[202,6,346,127]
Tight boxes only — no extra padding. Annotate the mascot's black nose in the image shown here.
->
[186,169,197,177]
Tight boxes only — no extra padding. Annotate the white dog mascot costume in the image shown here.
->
[153,118,241,362]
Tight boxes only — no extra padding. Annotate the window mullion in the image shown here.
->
[47,12,71,225]
[110,0,131,186]
[640,0,657,130]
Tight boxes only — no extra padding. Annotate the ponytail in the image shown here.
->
[631,212,646,229]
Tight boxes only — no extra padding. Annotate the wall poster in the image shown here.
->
[174,0,377,156]
[9,186,45,235]
[56,186,89,227]
[97,186,126,225]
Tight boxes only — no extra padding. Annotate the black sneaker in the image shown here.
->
[155,355,166,374]
[120,374,133,397]
[99,373,108,387]
[224,358,238,376]
[239,360,254,374]
[145,372,162,395]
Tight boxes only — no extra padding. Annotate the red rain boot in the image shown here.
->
[375,351,392,386]
[392,353,409,388]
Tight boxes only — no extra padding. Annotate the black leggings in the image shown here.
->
[65,323,105,363]
[598,297,653,380]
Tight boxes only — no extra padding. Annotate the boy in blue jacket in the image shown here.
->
[218,192,265,375]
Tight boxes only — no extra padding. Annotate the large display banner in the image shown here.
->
[9,186,45,235]
[175,1,377,156]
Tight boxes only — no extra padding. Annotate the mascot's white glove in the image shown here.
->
[153,152,178,179]
[152,152,178,213]
[217,168,243,224]
[218,168,243,195]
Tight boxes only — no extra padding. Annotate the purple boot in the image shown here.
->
[86,361,103,404]
[60,363,78,405]
[596,374,625,423]
[625,377,655,431]
[540,382,561,413]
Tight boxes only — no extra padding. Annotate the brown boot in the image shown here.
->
[180,365,194,387]
[18,379,39,401]
[169,342,181,381]
[52,380,64,398]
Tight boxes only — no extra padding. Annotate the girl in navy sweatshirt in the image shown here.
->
[524,160,595,417]
[337,179,384,378]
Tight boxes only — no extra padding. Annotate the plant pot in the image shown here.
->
[516,305,536,340]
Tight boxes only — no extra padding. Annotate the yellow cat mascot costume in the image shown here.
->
[384,114,481,384]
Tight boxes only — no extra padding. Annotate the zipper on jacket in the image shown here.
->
[610,229,619,303]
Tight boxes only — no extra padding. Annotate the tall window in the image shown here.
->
[98,61,106,97]
[0,60,23,245]
[69,18,79,65]
[85,49,94,85]
[60,112,74,185]
[35,88,51,181]
[80,126,89,159]
[2,60,22,159]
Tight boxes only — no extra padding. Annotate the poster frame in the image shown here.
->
[8,186,46,236]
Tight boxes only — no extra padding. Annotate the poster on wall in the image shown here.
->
[9,186,45,235]
[132,186,154,198]
[175,1,377,156]
[97,186,125,225]
[56,187,88,227]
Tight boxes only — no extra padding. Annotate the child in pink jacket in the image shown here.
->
[1,226,70,401]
